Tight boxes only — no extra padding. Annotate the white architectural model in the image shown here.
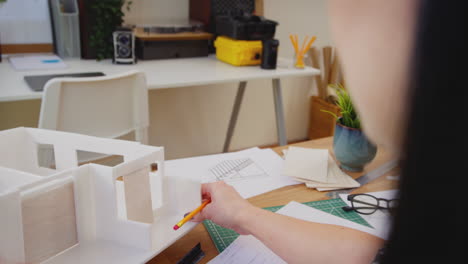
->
[0,127,200,264]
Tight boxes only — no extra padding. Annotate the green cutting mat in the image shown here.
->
[203,198,372,253]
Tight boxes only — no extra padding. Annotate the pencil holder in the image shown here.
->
[294,52,307,69]
[289,34,316,69]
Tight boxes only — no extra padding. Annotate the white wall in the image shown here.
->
[124,0,332,159]
[124,0,189,25]
[0,0,53,44]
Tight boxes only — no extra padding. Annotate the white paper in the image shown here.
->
[8,55,67,71]
[282,150,359,191]
[165,147,301,199]
[306,155,360,191]
[282,147,330,183]
[207,235,287,264]
[339,190,398,240]
[277,201,379,237]
[208,201,384,264]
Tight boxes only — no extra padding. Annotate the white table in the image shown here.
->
[0,55,319,151]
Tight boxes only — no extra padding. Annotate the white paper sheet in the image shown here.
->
[282,148,359,191]
[339,190,398,240]
[282,147,330,183]
[277,201,379,237]
[207,235,287,264]
[307,155,360,191]
[8,55,67,71]
[165,148,301,199]
[208,201,383,263]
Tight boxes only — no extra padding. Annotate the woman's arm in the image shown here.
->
[193,182,384,264]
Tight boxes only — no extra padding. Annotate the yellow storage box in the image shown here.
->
[214,36,263,66]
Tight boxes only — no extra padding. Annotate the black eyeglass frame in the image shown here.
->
[342,193,398,215]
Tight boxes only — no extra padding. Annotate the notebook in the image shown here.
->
[24,72,105,91]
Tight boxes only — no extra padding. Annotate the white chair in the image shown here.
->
[38,70,149,166]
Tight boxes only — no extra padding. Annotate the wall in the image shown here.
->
[0,0,53,44]
[123,0,189,25]
[0,0,332,160]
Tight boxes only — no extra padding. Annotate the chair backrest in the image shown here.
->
[38,70,149,144]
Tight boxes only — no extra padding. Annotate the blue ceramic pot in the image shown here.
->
[333,121,377,172]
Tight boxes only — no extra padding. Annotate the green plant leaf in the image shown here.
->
[320,110,339,120]
[328,83,361,129]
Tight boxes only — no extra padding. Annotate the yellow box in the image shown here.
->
[214,36,263,66]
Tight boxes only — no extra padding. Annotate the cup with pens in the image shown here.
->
[289,34,317,69]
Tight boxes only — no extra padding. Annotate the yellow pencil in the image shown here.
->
[289,34,299,54]
[300,35,310,56]
[173,199,211,230]
[303,36,317,54]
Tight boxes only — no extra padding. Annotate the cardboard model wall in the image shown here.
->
[0,127,201,264]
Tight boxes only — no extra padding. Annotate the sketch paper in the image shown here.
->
[282,147,330,183]
[209,158,267,182]
[165,147,301,199]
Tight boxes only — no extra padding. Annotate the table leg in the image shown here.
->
[223,81,247,153]
[272,78,287,146]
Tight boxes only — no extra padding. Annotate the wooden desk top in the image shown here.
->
[148,137,399,264]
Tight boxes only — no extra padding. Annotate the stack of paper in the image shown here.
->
[282,146,360,191]
[8,54,67,71]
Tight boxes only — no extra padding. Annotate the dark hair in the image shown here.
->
[381,0,465,263]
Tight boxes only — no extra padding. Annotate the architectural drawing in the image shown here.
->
[209,158,269,182]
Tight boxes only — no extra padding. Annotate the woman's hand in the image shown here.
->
[191,181,256,235]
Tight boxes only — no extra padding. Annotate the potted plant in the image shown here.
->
[79,0,132,60]
[322,84,377,172]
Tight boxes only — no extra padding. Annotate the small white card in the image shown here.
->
[282,147,329,183]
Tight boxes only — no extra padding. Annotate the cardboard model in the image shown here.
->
[0,127,201,264]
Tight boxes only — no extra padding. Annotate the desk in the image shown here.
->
[0,55,319,151]
[148,137,399,264]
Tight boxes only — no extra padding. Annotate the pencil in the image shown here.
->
[303,36,317,54]
[301,36,310,56]
[289,34,299,54]
[173,199,211,230]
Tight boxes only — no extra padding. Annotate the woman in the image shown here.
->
[193,0,465,263]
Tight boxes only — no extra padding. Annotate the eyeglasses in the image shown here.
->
[342,193,399,215]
